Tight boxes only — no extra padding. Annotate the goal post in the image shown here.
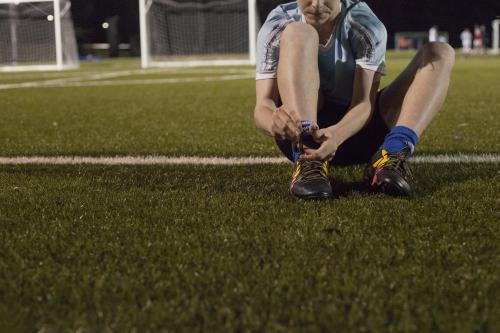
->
[0,0,79,72]
[139,0,258,68]
[492,19,500,55]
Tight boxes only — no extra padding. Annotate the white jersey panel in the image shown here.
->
[256,0,387,106]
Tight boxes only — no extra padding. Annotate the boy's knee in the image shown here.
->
[282,22,319,46]
[422,42,455,70]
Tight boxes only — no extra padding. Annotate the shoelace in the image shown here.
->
[297,160,328,182]
[384,151,414,181]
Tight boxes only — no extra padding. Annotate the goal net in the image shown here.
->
[0,0,79,71]
[139,0,258,68]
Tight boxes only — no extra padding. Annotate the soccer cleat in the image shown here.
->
[289,120,332,200]
[364,147,414,197]
[289,160,333,200]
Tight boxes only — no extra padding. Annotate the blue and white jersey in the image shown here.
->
[256,0,387,106]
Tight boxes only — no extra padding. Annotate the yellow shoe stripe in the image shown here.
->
[373,149,390,169]
[292,163,301,181]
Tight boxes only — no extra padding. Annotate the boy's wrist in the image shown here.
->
[326,125,346,146]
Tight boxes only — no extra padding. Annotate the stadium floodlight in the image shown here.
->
[492,19,500,55]
[139,0,258,68]
[0,0,79,72]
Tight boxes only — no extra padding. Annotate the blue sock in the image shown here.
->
[292,120,320,162]
[380,126,419,156]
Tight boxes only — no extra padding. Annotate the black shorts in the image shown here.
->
[275,91,389,166]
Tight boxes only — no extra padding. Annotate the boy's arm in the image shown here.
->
[328,66,382,146]
[300,66,381,161]
[254,79,300,141]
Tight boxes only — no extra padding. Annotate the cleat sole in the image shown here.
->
[291,191,333,200]
[372,170,412,197]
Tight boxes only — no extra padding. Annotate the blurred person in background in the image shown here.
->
[473,24,485,55]
[460,28,472,54]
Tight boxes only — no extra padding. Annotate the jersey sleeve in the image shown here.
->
[348,9,387,75]
[255,9,292,80]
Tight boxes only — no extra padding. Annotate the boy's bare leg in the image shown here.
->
[379,42,455,136]
[366,42,455,197]
[277,22,321,123]
[277,22,332,200]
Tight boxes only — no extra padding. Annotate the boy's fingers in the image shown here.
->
[303,147,317,154]
[300,147,321,161]
[299,153,317,161]
[285,128,299,141]
[311,129,326,143]
[284,107,299,123]
[271,119,287,139]
[278,106,298,124]
[277,111,300,136]
[301,145,330,161]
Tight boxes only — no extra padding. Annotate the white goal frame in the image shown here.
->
[0,0,79,72]
[492,19,500,55]
[139,0,258,68]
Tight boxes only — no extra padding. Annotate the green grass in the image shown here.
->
[0,53,499,156]
[1,164,499,332]
[0,53,499,332]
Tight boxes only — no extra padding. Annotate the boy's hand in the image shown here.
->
[271,106,301,142]
[300,127,339,161]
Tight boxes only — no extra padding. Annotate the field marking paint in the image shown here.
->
[48,74,255,88]
[0,74,254,89]
[0,69,151,90]
[0,68,179,90]
[0,154,498,166]
[1,68,252,79]
[411,154,500,163]
[0,72,83,80]
[0,68,255,90]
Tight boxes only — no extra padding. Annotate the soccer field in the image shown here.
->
[1,53,499,332]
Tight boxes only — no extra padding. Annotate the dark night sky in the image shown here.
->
[71,0,500,48]
[367,0,500,47]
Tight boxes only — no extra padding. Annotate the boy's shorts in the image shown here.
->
[275,90,390,166]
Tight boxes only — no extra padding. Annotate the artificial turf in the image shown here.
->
[0,53,499,332]
[0,54,499,156]
[0,163,499,332]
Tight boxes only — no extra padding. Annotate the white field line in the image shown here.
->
[0,69,154,90]
[0,154,498,166]
[0,68,255,90]
[48,74,255,88]
[0,68,250,81]
[0,72,82,80]
[0,70,148,82]
[0,74,254,90]
[0,156,287,166]
[411,154,500,163]
[0,67,252,78]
